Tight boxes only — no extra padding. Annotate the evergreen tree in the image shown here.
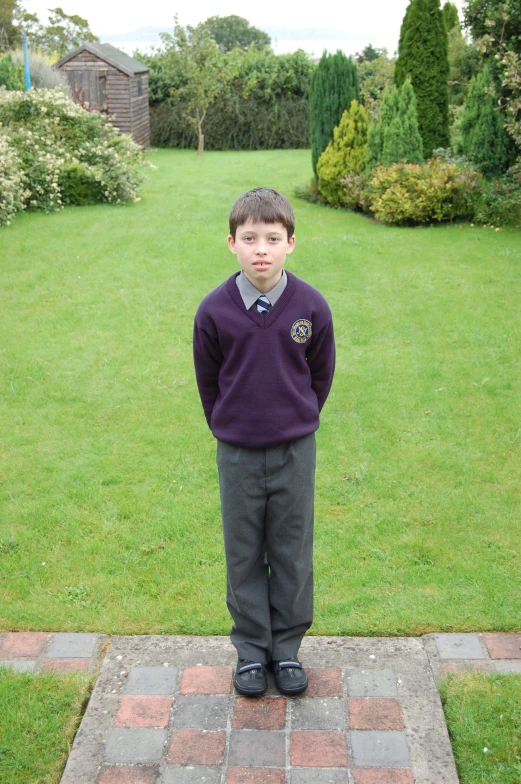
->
[460,65,510,178]
[395,0,450,158]
[309,50,360,176]
[316,99,369,205]
[367,80,423,167]
[442,1,459,31]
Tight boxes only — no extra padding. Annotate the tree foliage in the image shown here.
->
[316,99,369,205]
[356,51,395,122]
[442,2,460,31]
[202,15,270,52]
[367,79,423,168]
[0,51,23,87]
[395,0,450,158]
[355,43,382,63]
[0,0,20,49]
[309,50,360,176]
[460,65,511,176]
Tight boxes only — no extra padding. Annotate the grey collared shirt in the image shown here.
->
[236,269,288,310]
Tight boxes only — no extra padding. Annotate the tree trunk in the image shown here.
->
[197,122,204,156]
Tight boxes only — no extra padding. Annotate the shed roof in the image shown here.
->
[55,43,149,76]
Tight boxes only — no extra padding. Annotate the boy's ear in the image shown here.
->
[286,234,296,254]
[227,234,237,254]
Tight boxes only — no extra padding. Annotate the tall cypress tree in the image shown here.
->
[309,50,360,176]
[460,65,510,179]
[395,0,450,158]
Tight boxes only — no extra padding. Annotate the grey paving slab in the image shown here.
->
[291,769,352,783]
[434,633,486,660]
[47,633,99,659]
[350,730,410,768]
[494,660,521,674]
[228,729,286,767]
[344,668,398,697]
[0,659,36,672]
[291,697,347,730]
[162,765,222,783]
[172,695,230,729]
[125,665,178,695]
[104,728,166,764]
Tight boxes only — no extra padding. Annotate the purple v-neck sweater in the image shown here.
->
[193,271,335,448]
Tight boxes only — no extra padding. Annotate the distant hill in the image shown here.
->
[100,25,355,45]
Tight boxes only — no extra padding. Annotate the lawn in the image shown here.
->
[1,148,520,636]
[0,668,93,784]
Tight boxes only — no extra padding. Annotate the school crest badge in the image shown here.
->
[291,319,312,343]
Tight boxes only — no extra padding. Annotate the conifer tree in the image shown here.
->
[366,80,423,168]
[395,0,450,158]
[310,50,360,176]
[460,65,510,179]
[316,99,369,205]
[442,1,459,32]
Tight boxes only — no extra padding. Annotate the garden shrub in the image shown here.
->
[0,54,24,90]
[316,100,369,206]
[366,80,423,169]
[473,162,521,228]
[0,87,150,225]
[369,159,481,224]
[0,126,29,226]
[341,170,372,212]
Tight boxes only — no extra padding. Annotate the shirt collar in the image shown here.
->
[236,269,287,310]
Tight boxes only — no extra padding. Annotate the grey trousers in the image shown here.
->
[216,433,316,664]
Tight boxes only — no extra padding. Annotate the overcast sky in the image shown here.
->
[23,0,468,56]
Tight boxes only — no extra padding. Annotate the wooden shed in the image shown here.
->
[55,43,150,148]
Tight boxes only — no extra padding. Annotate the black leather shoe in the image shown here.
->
[234,660,268,697]
[272,659,308,695]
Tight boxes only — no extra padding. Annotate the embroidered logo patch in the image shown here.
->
[291,319,312,343]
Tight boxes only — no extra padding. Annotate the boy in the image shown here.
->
[193,187,335,696]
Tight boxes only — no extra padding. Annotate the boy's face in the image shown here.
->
[228,220,295,293]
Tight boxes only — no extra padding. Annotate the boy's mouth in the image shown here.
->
[253,262,271,270]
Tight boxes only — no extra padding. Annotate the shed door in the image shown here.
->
[67,69,108,114]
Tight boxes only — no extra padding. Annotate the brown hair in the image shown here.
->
[229,187,295,239]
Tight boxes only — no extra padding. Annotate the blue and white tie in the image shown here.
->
[255,294,271,314]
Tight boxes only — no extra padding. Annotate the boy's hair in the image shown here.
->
[229,187,295,240]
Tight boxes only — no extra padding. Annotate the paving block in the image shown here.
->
[291,769,351,783]
[441,661,492,676]
[291,697,346,731]
[172,695,230,729]
[494,661,521,674]
[483,633,521,659]
[434,634,485,660]
[345,669,397,698]
[305,668,344,697]
[226,769,286,784]
[0,632,49,657]
[350,731,410,769]
[179,665,232,694]
[228,730,285,768]
[167,729,226,765]
[104,728,166,765]
[125,666,178,695]
[98,766,160,783]
[114,695,172,728]
[42,658,90,673]
[290,731,349,767]
[349,699,404,731]
[233,696,286,730]
[162,766,222,783]
[0,659,36,673]
[47,633,99,659]
[352,770,414,784]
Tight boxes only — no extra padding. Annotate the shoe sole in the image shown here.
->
[274,678,308,695]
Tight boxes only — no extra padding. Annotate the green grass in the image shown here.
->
[441,673,521,783]
[1,148,520,635]
[0,668,93,784]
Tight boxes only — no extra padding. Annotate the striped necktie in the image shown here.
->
[255,294,271,314]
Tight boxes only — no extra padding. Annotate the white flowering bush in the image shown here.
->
[0,125,30,226]
[0,87,151,226]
